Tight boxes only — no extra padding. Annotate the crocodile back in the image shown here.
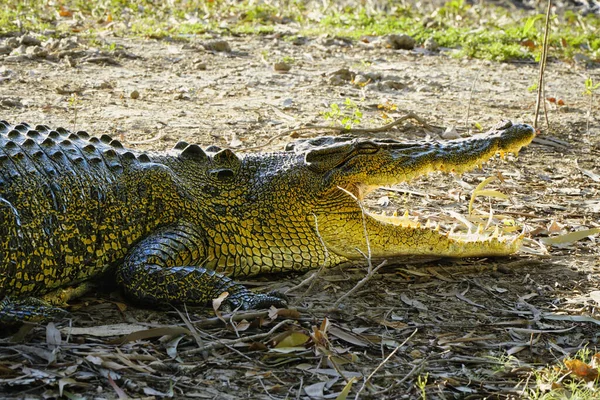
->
[0,121,179,298]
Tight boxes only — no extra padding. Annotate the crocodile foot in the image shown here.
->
[223,290,289,311]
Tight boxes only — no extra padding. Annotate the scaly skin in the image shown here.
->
[0,120,535,322]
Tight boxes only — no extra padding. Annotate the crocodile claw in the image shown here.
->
[224,290,288,311]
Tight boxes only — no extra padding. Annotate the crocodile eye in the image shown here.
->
[356,141,379,153]
[209,168,235,181]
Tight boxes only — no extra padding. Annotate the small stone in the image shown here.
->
[20,35,41,47]
[97,81,114,89]
[0,46,11,55]
[573,53,591,66]
[424,37,439,52]
[59,37,80,51]
[26,46,48,58]
[382,34,416,50]
[291,36,307,45]
[130,90,140,99]
[364,72,383,81]
[43,38,61,52]
[1,98,23,108]
[203,40,231,52]
[193,59,207,70]
[353,74,370,86]
[328,68,355,84]
[174,92,191,100]
[5,38,19,48]
[282,98,294,109]
[273,62,291,72]
[4,55,28,62]
[379,80,407,91]
[10,45,27,56]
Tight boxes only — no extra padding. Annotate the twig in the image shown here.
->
[181,319,293,356]
[533,0,552,129]
[337,187,372,268]
[465,73,479,134]
[354,328,419,399]
[372,358,425,396]
[239,112,436,151]
[333,260,388,308]
[333,187,387,307]
[127,133,166,145]
[285,213,329,296]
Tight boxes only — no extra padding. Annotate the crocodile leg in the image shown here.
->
[116,223,287,310]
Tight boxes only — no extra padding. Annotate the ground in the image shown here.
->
[1,18,600,400]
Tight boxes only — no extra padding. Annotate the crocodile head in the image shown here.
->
[280,120,535,261]
[174,120,535,275]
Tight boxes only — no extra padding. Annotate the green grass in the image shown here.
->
[523,348,600,400]
[0,0,599,63]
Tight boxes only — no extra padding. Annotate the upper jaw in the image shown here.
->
[338,120,536,189]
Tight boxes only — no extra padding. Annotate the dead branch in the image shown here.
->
[181,319,294,356]
[240,112,437,152]
[333,187,388,307]
[285,212,330,296]
[354,328,419,399]
[533,0,552,129]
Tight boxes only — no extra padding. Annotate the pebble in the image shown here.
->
[0,46,12,55]
[381,34,416,50]
[130,90,140,99]
[273,62,291,72]
[1,98,23,108]
[193,59,207,70]
[26,46,48,58]
[203,40,231,52]
[353,74,370,85]
[424,37,439,52]
[5,38,19,48]
[573,53,591,66]
[20,35,41,47]
[329,67,355,86]
[378,80,406,91]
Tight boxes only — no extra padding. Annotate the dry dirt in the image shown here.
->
[1,32,599,399]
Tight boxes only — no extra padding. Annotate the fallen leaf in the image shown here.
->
[336,377,357,400]
[541,228,600,246]
[547,220,562,233]
[565,359,598,381]
[276,332,310,348]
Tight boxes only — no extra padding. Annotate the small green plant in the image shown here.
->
[584,77,600,134]
[67,93,80,131]
[281,55,295,64]
[320,98,363,129]
[416,373,428,399]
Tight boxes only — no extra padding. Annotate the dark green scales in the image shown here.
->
[0,120,535,322]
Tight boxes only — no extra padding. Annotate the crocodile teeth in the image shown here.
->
[492,226,500,238]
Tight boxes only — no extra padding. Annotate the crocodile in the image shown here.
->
[0,120,535,322]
